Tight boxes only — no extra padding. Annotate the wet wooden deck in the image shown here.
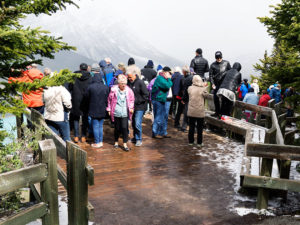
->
[68,115,262,225]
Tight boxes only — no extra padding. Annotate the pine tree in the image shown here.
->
[0,0,79,116]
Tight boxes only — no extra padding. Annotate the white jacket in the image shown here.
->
[43,86,72,122]
[251,83,260,95]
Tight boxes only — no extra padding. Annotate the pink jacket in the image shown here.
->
[106,85,135,122]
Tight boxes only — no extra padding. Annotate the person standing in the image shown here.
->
[141,60,157,84]
[127,72,149,147]
[217,62,242,116]
[171,67,183,119]
[127,57,141,78]
[183,75,207,147]
[107,75,135,151]
[43,75,72,142]
[99,58,116,86]
[86,74,109,148]
[258,90,271,107]
[251,79,260,95]
[243,88,259,121]
[240,79,251,100]
[190,48,209,80]
[269,84,282,103]
[151,67,173,138]
[69,63,92,143]
[209,51,231,117]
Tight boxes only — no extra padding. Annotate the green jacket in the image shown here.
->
[151,75,173,102]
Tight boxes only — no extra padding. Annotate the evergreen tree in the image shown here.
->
[0,0,79,116]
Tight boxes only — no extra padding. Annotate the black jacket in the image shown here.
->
[69,70,92,117]
[86,74,109,119]
[209,60,231,87]
[219,63,242,93]
[181,73,194,102]
[190,55,209,78]
[128,77,149,111]
[171,72,183,96]
[141,66,157,83]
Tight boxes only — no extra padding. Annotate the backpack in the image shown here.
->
[102,65,115,86]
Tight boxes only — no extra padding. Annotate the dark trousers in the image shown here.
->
[220,96,233,116]
[188,117,204,144]
[213,87,221,115]
[114,117,129,143]
[174,99,184,127]
[73,114,88,138]
[182,104,188,130]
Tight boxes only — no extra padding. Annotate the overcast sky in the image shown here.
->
[61,0,281,62]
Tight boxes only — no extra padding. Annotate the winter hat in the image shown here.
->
[196,48,202,55]
[157,64,163,71]
[146,60,154,68]
[215,51,222,59]
[80,63,88,71]
[162,66,172,73]
[243,79,248,83]
[128,57,135,66]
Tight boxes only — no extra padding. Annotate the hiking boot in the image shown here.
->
[135,140,142,147]
[197,143,204,148]
[163,135,171,138]
[124,146,130,151]
[131,138,136,143]
[188,143,194,146]
[81,137,86,143]
[74,137,79,143]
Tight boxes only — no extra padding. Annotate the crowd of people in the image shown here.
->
[9,48,297,151]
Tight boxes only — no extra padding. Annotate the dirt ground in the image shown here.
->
[73,114,300,225]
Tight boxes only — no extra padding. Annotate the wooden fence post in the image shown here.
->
[39,139,59,225]
[67,141,88,225]
[256,128,276,209]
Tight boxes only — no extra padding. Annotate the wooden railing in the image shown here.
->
[0,139,59,225]
[14,109,94,225]
[204,94,300,209]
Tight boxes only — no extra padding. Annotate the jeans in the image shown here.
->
[46,112,70,141]
[152,100,170,136]
[114,117,129,143]
[163,100,171,135]
[92,118,104,143]
[73,114,88,138]
[28,106,45,129]
[88,116,93,136]
[188,117,204,144]
[132,110,144,141]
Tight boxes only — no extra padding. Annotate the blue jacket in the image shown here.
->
[269,88,281,103]
[240,83,251,98]
[99,60,115,86]
[171,72,183,96]
[243,92,259,113]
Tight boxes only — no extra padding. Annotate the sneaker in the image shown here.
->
[81,137,86,143]
[124,146,130,151]
[135,140,142,147]
[188,143,193,146]
[152,135,163,139]
[91,143,103,148]
[114,144,119,149]
[74,137,79,143]
[197,143,203,147]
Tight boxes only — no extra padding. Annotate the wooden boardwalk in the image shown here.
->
[61,115,263,225]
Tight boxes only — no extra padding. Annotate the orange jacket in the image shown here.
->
[9,68,44,107]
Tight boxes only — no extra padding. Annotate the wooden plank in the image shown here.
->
[87,202,95,222]
[278,113,287,136]
[271,110,284,145]
[257,158,273,209]
[67,141,89,225]
[285,129,298,145]
[44,125,67,160]
[234,101,273,117]
[0,164,47,195]
[286,116,300,123]
[39,139,59,225]
[0,202,47,225]
[57,164,67,189]
[246,143,300,160]
[29,184,42,202]
[243,175,300,192]
[86,165,94,186]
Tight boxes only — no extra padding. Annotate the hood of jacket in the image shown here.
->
[92,73,102,83]
[192,75,204,87]
[232,62,242,72]
[99,60,106,68]
[74,70,91,81]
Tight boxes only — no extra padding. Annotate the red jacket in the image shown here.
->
[258,94,271,107]
[9,68,44,107]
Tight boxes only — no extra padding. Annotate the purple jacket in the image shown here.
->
[147,77,157,101]
[106,85,135,122]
